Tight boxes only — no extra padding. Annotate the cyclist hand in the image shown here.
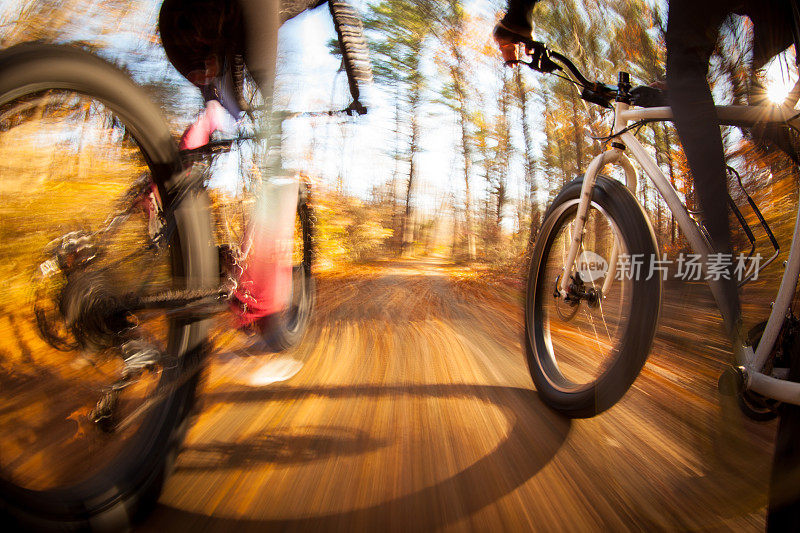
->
[493,22,533,64]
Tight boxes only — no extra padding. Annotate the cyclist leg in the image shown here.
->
[746,1,799,165]
[666,0,742,337]
[239,0,280,107]
[234,0,307,330]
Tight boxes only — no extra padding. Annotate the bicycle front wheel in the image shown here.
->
[258,184,316,351]
[525,176,661,418]
[0,44,217,530]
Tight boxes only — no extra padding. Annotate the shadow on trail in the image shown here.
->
[146,383,571,532]
[177,426,386,470]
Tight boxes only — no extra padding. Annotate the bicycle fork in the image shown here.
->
[233,176,299,325]
[558,103,638,298]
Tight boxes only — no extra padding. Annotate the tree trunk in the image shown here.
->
[400,111,419,254]
[664,123,677,245]
[570,93,582,176]
[517,69,540,260]
[452,57,474,260]
[391,84,401,252]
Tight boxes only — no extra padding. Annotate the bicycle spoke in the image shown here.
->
[0,89,174,490]
[541,202,631,388]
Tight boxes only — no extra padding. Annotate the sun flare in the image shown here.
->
[767,78,792,105]
[763,52,797,106]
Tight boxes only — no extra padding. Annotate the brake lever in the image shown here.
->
[529,41,562,73]
[506,41,561,74]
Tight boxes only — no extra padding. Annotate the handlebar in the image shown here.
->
[513,41,627,109]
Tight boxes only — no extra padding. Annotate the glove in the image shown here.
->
[493,21,533,64]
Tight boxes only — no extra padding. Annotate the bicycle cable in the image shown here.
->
[591,118,659,143]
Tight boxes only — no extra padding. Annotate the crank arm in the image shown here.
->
[123,288,230,318]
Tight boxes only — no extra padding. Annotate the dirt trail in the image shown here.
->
[141,258,776,531]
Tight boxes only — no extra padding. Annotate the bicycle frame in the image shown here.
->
[563,101,800,406]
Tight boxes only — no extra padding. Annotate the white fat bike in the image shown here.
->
[520,43,800,419]
[519,41,800,523]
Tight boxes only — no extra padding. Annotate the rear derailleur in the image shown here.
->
[34,190,171,433]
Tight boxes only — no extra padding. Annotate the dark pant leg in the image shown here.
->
[238,0,281,100]
[666,0,741,333]
[238,0,282,175]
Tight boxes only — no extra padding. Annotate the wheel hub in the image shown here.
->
[552,271,601,321]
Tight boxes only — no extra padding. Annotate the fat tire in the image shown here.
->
[525,176,661,418]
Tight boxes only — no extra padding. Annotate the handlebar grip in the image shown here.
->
[527,41,561,74]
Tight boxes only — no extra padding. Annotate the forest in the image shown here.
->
[0,0,798,283]
[0,3,799,527]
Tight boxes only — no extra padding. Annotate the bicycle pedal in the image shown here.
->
[738,388,779,421]
[718,365,745,396]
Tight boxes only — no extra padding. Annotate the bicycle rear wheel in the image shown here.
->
[525,176,661,417]
[0,44,217,530]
